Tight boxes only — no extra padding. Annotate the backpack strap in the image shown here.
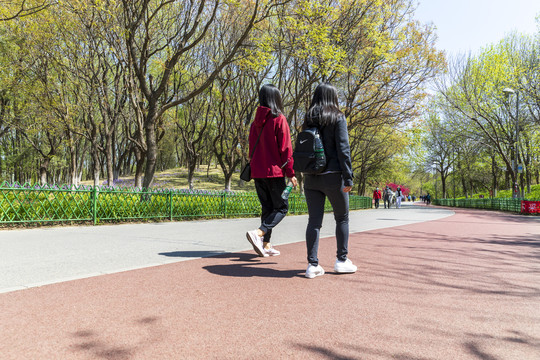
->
[250,121,266,158]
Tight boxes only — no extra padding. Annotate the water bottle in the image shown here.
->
[281,181,294,200]
[314,133,326,169]
[314,133,324,159]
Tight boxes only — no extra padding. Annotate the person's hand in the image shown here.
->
[289,176,298,187]
[343,186,352,193]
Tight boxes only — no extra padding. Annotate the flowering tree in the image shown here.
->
[386,182,410,196]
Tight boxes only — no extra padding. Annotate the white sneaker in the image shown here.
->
[305,264,325,279]
[263,245,280,256]
[334,258,357,273]
[246,230,265,257]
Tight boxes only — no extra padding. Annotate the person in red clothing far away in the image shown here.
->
[373,187,382,209]
[245,84,298,258]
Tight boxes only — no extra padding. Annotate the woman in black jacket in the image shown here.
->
[302,83,357,279]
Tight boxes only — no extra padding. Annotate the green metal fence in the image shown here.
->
[433,198,529,213]
[0,182,372,226]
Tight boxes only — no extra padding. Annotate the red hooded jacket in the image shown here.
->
[249,106,295,179]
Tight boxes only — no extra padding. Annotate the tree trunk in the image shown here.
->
[134,146,145,188]
[39,157,50,185]
[66,130,80,187]
[142,117,157,190]
[354,171,365,196]
[490,155,498,198]
[526,169,531,195]
[224,173,232,191]
[359,175,367,196]
[105,135,114,187]
[120,146,133,177]
[70,152,78,186]
[112,126,118,181]
[174,139,183,169]
[441,173,447,199]
[92,150,100,187]
[188,160,196,190]
[520,172,525,198]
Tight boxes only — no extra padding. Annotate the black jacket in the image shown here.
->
[319,115,353,187]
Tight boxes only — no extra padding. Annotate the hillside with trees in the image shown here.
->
[7,1,539,200]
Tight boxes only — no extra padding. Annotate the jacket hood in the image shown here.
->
[253,106,273,127]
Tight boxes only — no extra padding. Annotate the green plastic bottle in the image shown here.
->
[281,181,294,200]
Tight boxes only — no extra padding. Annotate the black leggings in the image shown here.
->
[304,173,349,266]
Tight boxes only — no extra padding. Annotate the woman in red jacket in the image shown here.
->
[246,84,297,257]
[373,187,381,209]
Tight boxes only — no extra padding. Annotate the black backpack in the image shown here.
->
[293,127,326,174]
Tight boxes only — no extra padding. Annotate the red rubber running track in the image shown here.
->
[1,207,539,359]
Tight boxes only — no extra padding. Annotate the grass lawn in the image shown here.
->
[81,166,257,192]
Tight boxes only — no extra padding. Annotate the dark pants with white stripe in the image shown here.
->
[254,177,288,243]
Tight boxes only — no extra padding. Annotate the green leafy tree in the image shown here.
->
[119,0,289,189]
[338,0,445,193]
[437,34,538,197]
[0,0,53,21]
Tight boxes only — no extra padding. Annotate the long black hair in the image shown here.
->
[304,82,343,128]
[259,84,283,118]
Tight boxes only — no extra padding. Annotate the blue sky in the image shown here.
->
[414,0,540,56]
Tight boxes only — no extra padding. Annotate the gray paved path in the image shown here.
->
[0,202,452,293]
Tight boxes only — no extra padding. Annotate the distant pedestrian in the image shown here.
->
[426,192,431,205]
[301,83,357,279]
[396,187,403,208]
[245,84,297,257]
[373,187,382,209]
[383,186,393,209]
